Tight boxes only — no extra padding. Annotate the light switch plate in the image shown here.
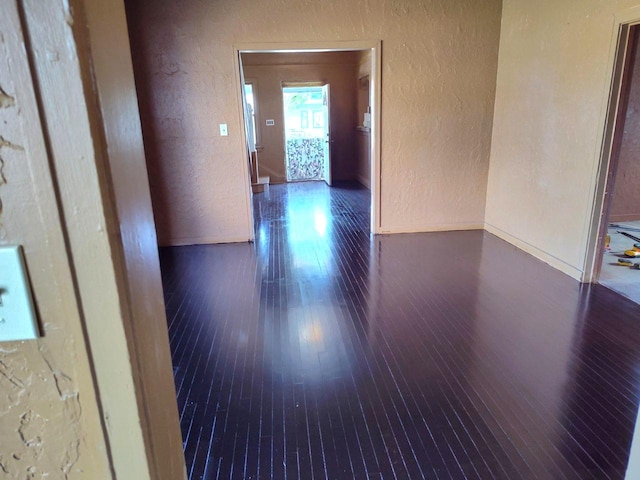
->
[0,246,40,342]
[219,123,228,136]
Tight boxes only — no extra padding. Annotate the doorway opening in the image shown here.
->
[283,84,332,184]
[588,23,640,304]
[234,42,382,237]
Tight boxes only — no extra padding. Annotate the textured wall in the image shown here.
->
[125,0,502,245]
[0,2,111,478]
[242,52,359,184]
[486,0,640,279]
[610,33,640,223]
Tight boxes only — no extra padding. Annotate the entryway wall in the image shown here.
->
[124,0,500,246]
[485,1,640,282]
[242,52,360,184]
[1,1,185,478]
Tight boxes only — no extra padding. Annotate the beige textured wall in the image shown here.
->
[125,0,502,245]
[1,1,186,478]
[0,2,112,477]
[610,34,640,223]
[485,0,640,279]
[242,52,359,184]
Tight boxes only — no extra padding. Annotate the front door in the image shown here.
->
[283,84,330,183]
[322,83,332,186]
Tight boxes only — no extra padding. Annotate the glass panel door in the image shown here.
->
[283,85,328,182]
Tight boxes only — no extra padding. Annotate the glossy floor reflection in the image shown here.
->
[160,181,640,480]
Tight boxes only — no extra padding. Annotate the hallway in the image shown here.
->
[160,182,640,479]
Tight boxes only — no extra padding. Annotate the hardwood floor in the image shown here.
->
[159,181,640,480]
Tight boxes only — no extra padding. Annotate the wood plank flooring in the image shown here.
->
[159,181,640,480]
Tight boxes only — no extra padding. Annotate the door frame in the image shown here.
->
[322,82,332,186]
[232,40,382,236]
[583,11,640,283]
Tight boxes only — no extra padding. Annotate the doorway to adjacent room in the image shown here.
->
[234,42,382,237]
[588,23,640,304]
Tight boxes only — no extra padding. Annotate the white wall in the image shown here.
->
[486,0,640,280]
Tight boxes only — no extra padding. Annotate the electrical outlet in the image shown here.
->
[0,246,40,342]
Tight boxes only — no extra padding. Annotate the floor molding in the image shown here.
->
[484,222,583,281]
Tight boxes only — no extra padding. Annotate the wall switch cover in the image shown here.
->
[219,123,228,136]
[0,246,40,342]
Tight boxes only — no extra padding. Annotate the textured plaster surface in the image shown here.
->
[243,52,359,185]
[0,1,111,478]
[486,0,640,279]
[125,0,502,245]
[610,36,640,222]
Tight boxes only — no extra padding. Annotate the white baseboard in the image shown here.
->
[379,223,484,234]
[484,223,583,281]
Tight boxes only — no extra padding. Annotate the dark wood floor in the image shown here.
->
[159,181,640,480]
